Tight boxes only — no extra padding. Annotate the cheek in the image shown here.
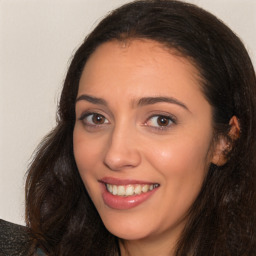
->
[147,134,212,189]
[73,128,101,188]
[132,135,212,233]
[152,139,209,168]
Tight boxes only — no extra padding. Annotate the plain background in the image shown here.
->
[0,0,255,226]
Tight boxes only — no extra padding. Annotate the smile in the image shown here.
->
[100,178,160,209]
[106,183,160,197]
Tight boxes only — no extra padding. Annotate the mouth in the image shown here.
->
[100,177,160,210]
[106,183,160,197]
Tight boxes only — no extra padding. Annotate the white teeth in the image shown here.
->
[134,185,141,195]
[106,183,159,196]
[126,185,134,196]
[142,185,149,193]
[106,184,113,193]
[113,185,117,195]
[117,185,126,196]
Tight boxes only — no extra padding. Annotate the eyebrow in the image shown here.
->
[137,96,189,111]
[76,94,189,111]
[76,94,108,106]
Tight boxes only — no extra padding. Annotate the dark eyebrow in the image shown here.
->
[137,96,189,111]
[76,94,107,106]
[76,94,189,111]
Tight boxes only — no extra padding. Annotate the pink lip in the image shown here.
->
[99,177,159,210]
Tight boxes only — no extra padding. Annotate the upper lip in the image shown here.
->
[99,177,158,186]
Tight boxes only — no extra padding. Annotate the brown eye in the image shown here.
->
[80,113,109,126]
[92,114,106,124]
[157,116,170,126]
[146,115,174,129]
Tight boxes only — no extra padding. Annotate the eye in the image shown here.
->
[146,115,175,128]
[79,113,109,126]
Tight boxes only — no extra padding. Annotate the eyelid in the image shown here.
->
[77,107,108,120]
[78,111,110,127]
[76,103,113,120]
[144,113,177,130]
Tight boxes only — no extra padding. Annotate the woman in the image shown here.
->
[24,0,256,255]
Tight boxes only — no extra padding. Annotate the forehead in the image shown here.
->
[78,39,204,106]
[82,39,200,77]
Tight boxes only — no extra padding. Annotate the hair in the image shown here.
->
[25,0,256,255]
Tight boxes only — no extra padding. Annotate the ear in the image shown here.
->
[228,115,240,140]
[211,116,240,166]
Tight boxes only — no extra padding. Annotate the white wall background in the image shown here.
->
[0,0,255,226]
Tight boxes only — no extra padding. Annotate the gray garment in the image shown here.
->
[0,219,31,256]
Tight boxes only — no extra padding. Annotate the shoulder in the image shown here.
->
[0,219,32,256]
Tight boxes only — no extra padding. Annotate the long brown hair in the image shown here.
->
[26,1,256,255]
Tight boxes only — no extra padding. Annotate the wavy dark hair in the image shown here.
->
[25,0,256,255]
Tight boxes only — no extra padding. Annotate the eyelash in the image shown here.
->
[144,114,176,130]
[79,112,110,127]
[78,112,177,131]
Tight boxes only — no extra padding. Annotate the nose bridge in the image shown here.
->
[103,119,141,171]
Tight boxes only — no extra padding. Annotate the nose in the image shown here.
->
[103,125,141,171]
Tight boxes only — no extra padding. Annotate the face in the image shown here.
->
[73,40,215,244]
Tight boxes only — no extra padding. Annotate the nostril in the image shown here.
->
[103,146,141,171]
[103,155,140,171]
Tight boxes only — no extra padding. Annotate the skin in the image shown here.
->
[73,39,222,256]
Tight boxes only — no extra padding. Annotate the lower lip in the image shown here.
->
[101,184,158,210]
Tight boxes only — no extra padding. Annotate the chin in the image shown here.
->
[100,214,155,240]
[109,227,151,241]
